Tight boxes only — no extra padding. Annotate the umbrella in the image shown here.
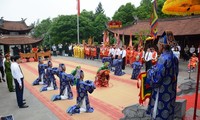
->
[162,0,200,16]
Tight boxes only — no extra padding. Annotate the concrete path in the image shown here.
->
[0,75,58,120]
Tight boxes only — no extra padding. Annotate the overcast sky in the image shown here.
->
[0,0,141,25]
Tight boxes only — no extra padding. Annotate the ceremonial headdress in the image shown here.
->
[104,62,109,66]
[76,66,81,69]
[158,31,176,47]
[59,63,65,70]
[47,60,52,66]
[38,57,43,63]
[80,70,84,79]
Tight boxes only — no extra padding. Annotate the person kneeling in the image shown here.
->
[51,64,74,101]
[67,70,96,115]
[95,62,110,87]
[40,61,58,92]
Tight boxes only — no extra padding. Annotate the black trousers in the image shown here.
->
[145,60,152,72]
[122,57,126,70]
[14,78,24,107]
[53,51,57,56]
[0,66,5,79]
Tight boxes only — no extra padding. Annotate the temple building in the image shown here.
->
[108,15,200,52]
[0,18,43,55]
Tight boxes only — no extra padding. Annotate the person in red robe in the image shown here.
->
[188,53,199,72]
[95,62,110,87]
[151,47,158,65]
[90,46,97,60]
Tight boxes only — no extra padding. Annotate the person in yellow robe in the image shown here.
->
[80,45,84,59]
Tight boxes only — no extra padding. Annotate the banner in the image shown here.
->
[108,21,122,29]
[150,0,158,39]
[137,72,151,105]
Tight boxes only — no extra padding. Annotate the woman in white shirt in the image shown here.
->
[173,47,180,60]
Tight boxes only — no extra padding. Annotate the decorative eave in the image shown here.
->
[0,35,43,45]
[108,15,200,36]
[0,20,33,31]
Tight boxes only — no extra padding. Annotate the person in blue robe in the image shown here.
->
[131,55,142,80]
[112,58,125,76]
[32,57,48,85]
[40,61,58,92]
[51,64,74,101]
[146,31,179,119]
[67,70,96,115]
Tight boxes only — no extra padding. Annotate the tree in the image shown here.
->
[32,18,52,46]
[112,3,137,26]
[93,13,109,43]
[95,2,104,15]
[48,15,77,45]
[79,10,95,41]
[136,0,152,20]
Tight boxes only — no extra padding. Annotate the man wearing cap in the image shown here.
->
[146,31,179,119]
[4,54,14,92]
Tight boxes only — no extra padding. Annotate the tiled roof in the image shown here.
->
[0,35,43,45]
[109,15,200,36]
[0,20,33,31]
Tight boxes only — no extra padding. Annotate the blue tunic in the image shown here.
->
[146,50,179,119]
[51,72,74,101]
[32,64,48,85]
[131,61,142,80]
[67,80,96,114]
[112,59,125,76]
[40,67,58,92]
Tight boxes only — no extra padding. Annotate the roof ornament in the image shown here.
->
[0,17,3,26]
[21,18,27,22]
[133,16,138,24]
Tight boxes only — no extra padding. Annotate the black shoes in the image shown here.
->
[19,105,29,108]
[10,90,15,92]
[0,79,6,82]
[19,99,28,108]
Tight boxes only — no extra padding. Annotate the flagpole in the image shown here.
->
[77,0,80,44]
[77,13,79,44]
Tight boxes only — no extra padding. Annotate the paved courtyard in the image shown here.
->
[0,56,199,120]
